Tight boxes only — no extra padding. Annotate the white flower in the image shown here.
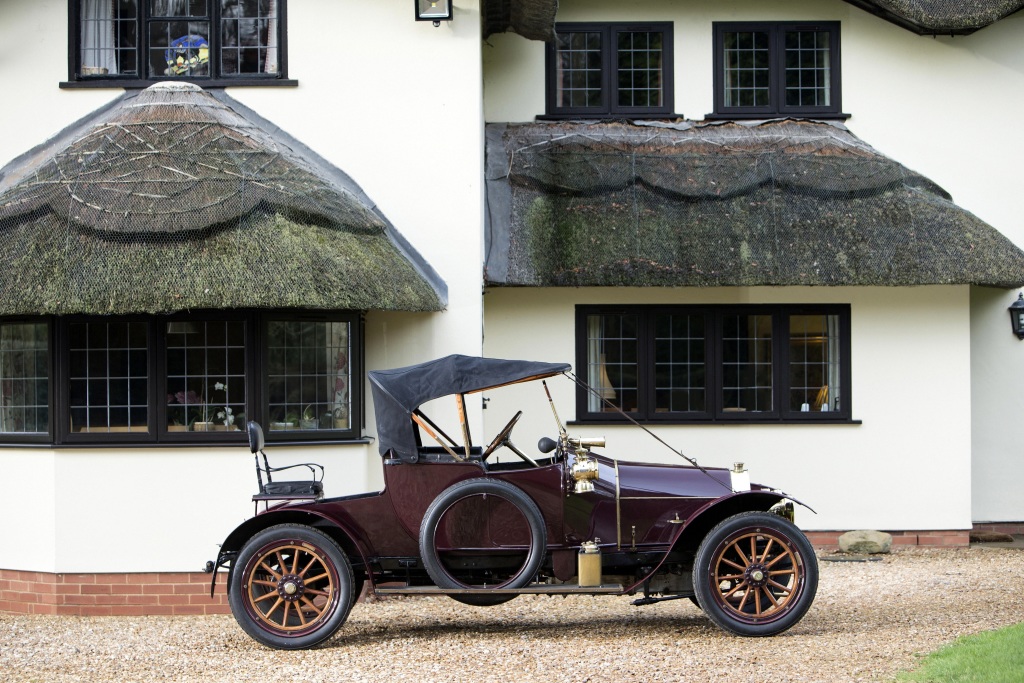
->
[215,382,226,391]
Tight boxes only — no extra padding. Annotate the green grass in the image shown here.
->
[895,623,1024,682]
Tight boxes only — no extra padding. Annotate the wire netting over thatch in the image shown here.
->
[485,120,1024,289]
[481,0,558,41]
[479,0,1023,39]
[0,83,444,315]
[843,0,1024,34]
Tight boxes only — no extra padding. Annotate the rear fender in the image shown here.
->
[624,490,806,594]
[212,509,372,596]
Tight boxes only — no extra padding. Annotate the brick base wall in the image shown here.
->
[972,521,1024,535]
[2,525,1016,615]
[804,529,970,550]
[0,569,230,616]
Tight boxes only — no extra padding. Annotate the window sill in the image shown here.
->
[537,113,685,122]
[0,437,371,449]
[60,78,299,90]
[703,112,851,121]
[568,418,862,426]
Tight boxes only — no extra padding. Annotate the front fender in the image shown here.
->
[623,490,810,594]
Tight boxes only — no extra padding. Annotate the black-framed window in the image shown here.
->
[576,304,851,423]
[69,0,290,86]
[0,309,360,445]
[711,22,842,119]
[0,322,51,437]
[545,22,674,118]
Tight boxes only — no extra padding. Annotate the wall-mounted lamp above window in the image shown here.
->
[416,0,453,26]
[1008,294,1024,339]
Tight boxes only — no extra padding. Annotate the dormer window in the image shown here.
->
[545,22,674,119]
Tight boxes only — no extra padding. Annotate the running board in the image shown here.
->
[374,584,624,596]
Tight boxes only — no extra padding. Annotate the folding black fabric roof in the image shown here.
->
[369,355,570,463]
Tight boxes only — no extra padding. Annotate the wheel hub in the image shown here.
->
[745,564,768,587]
[277,574,305,601]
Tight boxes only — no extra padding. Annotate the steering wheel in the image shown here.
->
[481,411,538,467]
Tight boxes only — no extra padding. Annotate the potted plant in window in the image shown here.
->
[301,404,318,431]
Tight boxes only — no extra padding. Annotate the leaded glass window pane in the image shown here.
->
[0,323,48,434]
[165,320,245,432]
[721,314,773,412]
[220,0,279,75]
[784,30,831,107]
[789,314,840,412]
[267,320,351,432]
[587,314,639,413]
[723,31,770,108]
[69,321,148,433]
[653,314,705,413]
[617,31,663,108]
[556,31,604,108]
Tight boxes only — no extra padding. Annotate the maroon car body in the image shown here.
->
[211,355,818,649]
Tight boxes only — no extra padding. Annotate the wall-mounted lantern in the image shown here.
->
[1009,293,1024,339]
[415,0,453,26]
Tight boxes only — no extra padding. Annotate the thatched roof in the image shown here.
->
[481,0,558,41]
[484,120,1024,289]
[0,83,445,315]
[478,0,1021,39]
[843,0,1024,34]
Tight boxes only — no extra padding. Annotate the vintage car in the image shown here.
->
[209,355,818,649]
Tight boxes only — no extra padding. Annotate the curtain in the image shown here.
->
[265,0,278,74]
[81,0,118,74]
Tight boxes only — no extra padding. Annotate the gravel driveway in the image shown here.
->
[3,546,1023,683]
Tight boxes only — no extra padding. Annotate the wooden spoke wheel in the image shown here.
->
[229,525,354,650]
[694,512,818,637]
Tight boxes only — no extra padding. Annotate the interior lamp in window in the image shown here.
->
[415,0,453,26]
[1009,293,1024,339]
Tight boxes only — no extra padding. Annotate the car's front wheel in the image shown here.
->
[693,511,818,637]
[229,524,355,650]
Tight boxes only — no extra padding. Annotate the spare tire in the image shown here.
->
[419,478,546,592]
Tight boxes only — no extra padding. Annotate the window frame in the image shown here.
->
[574,304,852,424]
[0,309,362,446]
[64,0,296,89]
[711,21,843,120]
[0,318,55,445]
[544,21,675,119]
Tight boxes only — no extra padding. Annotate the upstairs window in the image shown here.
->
[72,0,287,85]
[545,22,674,118]
[712,22,842,118]
[576,304,851,423]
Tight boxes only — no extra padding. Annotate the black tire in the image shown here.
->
[419,479,546,592]
[229,524,355,650]
[448,594,518,607]
[693,511,818,637]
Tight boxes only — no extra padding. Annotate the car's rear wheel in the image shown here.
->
[229,524,355,650]
[693,511,817,637]
[419,479,546,595]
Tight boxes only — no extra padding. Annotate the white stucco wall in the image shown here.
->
[483,0,1024,524]
[483,286,973,532]
[0,1,485,573]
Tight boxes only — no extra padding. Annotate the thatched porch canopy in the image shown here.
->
[481,0,558,41]
[485,120,1024,289]
[842,0,1024,34]
[0,82,445,316]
